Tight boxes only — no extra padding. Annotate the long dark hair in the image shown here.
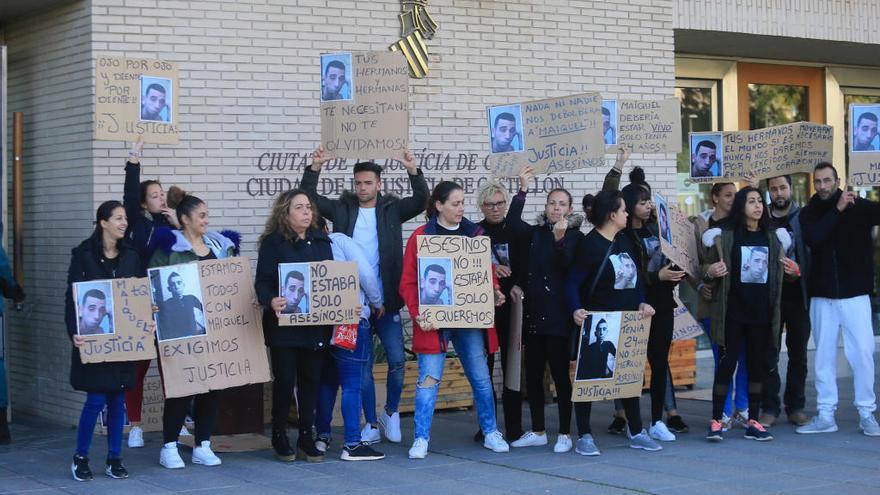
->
[425,181,463,219]
[166,186,205,228]
[92,200,125,249]
[588,190,623,229]
[729,186,769,233]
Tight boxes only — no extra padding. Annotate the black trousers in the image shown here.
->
[163,392,218,444]
[485,302,524,440]
[647,308,674,424]
[712,317,771,421]
[524,333,572,435]
[270,346,327,435]
[763,297,811,416]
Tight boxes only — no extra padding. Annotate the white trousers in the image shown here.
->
[810,296,876,417]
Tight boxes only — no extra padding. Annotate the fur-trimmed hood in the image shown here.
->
[150,227,241,257]
[535,212,585,230]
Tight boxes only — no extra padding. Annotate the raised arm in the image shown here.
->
[301,146,342,222]
[601,147,630,192]
[123,138,145,222]
[395,149,430,222]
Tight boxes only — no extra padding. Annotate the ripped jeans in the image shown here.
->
[413,329,498,441]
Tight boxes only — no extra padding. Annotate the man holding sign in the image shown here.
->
[303,146,428,445]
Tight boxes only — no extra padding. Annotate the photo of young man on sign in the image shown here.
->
[851,104,880,152]
[74,280,115,336]
[418,257,453,306]
[487,104,524,154]
[140,76,173,123]
[149,264,206,342]
[278,262,311,315]
[689,133,723,179]
[320,52,353,102]
[575,312,621,381]
[602,99,618,145]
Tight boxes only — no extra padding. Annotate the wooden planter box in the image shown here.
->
[373,359,473,413]
[643,339,697,389]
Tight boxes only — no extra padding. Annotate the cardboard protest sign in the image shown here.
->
[572,311,651,402]
[488,93,605,177]
[277,261,360,326]
[614,98,681,154]
[320,51,409,160]
[151,257,271,399]
[656,194,701,279]
[74,278,157,364]
[417,235,495,329]
[95,55,180,144]
[689,122,833,183]
[672,294,704,341]
[848,103,880,186]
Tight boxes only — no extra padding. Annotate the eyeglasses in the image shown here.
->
[482,201,506,210]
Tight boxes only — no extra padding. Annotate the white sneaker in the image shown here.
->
[649,421,676,442]
[159,442,184,469]
[360,424,381,445]
[127,426,144,448]
[408,438,428,459]
[179,426,192,437]
[720,413,732,432]
[192,440,221,466]
[732,411,749,429]
[553,434,573,453]
[510,431,548,448]
[378,411,402,443]
[482,430,509,453]
[859,415,880,437]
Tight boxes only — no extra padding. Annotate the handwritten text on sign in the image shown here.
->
[489,93,605,177]
[615,98,682,154]
[95,55,180,145]
[572,311,650,402]
[159,257,270,399]
[660,204,701,279]
[417,235,495,329]
[79,278,157,364]
[321,51,409,160]
[279,261,360,326]
[672,295,704,341]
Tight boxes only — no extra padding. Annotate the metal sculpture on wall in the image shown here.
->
[390,0,438,78]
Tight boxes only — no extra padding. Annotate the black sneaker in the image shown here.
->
[667,415,689,433]
[341,442,385,461]
[105,458,129,479]
[272,428,296,462]
[706,420,724,442]
[296,433,324,463]
[607,416,627,435]
[71,454,93,482]
[744,419,774,442]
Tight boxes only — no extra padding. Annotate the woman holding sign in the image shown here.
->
[149,187,239,469]
[565,190,660,455]
[400,181,510,459]
[701,187,798,442]
[255,189,333,463]
[121,138,182,450]
[65,200,144,481]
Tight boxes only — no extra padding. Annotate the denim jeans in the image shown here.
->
[76,391,125,459]
[414,329,498,441]
[706,318,748,416]
[0,356,8,409]
[317,319,372,446]
[362,311,406,424]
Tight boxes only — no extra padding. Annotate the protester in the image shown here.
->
[797,162,880,436]
[761,175,811,427]
[621,168,686,442]
[400,181,509,459]
[566,190,660,455]
[0,220,23,446]
[702,187,797,442]
[510,177,582,453]
[255,190,332,463]
[150,187,239,468]
[314,217,386,461]
[65,201,145,481]
[303,146,427,444]
[121,138,181,449]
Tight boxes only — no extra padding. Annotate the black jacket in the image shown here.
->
[301,166,429,312]
[625,221,678,312]
[800,189,880,299]
[478,190,531,296]
[523,214,584,337]
[65,236,139,392]
[255,229,333,349]
[124,161,174,276]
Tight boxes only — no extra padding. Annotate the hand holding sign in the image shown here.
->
[708,261,728,278]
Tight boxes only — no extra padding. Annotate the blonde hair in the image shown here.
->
[477,179,509,207]
[259,189,320,244]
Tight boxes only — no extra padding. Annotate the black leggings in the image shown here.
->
[576,396,642,437]
[270,346,326,435]
[647,308,674,424]
[524,333,572,435]
[163,392,218,444]
[712,318,771,421]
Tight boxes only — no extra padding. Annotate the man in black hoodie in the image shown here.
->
[797,162,880,437]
